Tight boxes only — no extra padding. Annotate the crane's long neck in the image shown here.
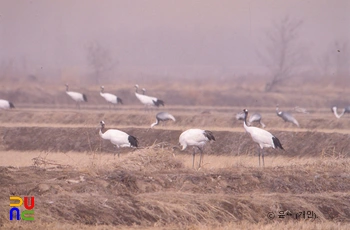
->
[333,107,343,118]
[243,112,254,135]
[99,125,106,137]
[151,118,159,128]
[66,85,69,92]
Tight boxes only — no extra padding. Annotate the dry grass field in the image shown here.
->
[1,81,350,229]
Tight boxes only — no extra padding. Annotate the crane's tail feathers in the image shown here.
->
[169,114,176,121]
[153,99,164,107]
[272,136,284,150]
[9,102,15,108]
[83,94,88,102]
[293,119,300,127]
[204,130,215,141]
[128,135,138,148]
[117,98,123,104]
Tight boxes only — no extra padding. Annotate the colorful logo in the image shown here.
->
[9,196,35,221]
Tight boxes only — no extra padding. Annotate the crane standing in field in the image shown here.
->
[242,109,284,167]
[65,84,87,109]
[151,112,176,128]
[177,128,215,169]
[331,106,350,118]
[0,99,15,110]
[100,86,123,109]
[134,84,164,107]
[236,111,266,128]
[276,105,300,127]
[99,121,138,158]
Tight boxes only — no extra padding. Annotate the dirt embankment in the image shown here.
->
[1,150,350,228]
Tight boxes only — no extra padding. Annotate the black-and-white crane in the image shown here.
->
[276,105,299,127]
[100,86,123,108]
[236,112,266,128]
[177,128,215,169]
[65,84,87,109]
[242,109,284,167]
[0,99,15,110]
[151,112,176,128]
[99,121,138,158]
[331,106,350,118]
[134,84,164,107]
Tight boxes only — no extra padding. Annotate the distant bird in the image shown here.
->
[242,109,284,167]
[151,112,176,128]
[236,112,266,128]
[276,105,299,127]
[134,84,164,107]
[142,88,146,95]
[65,84,87,109]
[178,129,215,169]
[0,99,15,110]
[99,121,138,158]
[293,106,309,114]
[331,106,350,119]
[100,86,123,108]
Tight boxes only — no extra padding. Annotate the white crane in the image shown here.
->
[242,109,284,167]
[151,112,176,128]
[100,86,123,108]
[276,105,299,127]
[0,99,15,110]
[65,84,87,109]
[331,106,350,118]
[236,112,266,128]
[99,121,138,158]
[178,129,215,169]
[134,84,164,107]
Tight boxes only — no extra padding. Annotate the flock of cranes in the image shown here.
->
[64,83,165,109]
[1,83,350,168]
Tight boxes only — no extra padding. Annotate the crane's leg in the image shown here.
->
[192,147,196,169]
[262,149,265,167]
[113,146,120,159]
[258,147,261,167]
[198,147,203,169]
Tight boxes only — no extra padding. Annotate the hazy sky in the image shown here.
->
[0,0,349,77]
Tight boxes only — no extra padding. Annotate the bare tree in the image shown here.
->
[86,41,117,84]
[258,16,304,92]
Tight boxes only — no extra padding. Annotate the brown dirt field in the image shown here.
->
[1,106,350,229]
